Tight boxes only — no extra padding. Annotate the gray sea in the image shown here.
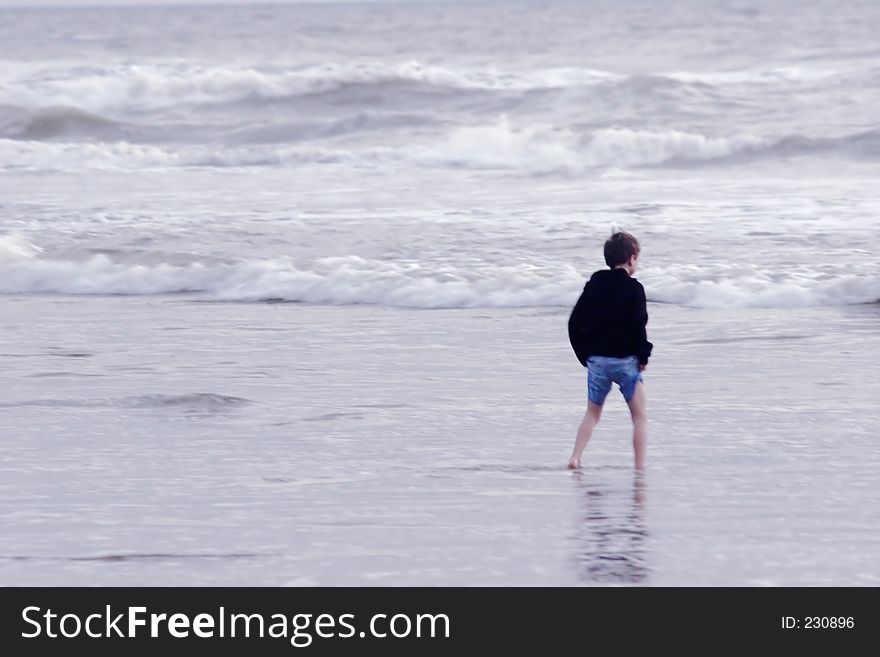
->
[1,0,878,585]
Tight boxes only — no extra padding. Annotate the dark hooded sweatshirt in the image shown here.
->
[568,268,653,367]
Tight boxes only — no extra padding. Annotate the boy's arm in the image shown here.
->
[634,283,653,366]
[568,281,593,367]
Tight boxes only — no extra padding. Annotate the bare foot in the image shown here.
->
[566,459,581,470]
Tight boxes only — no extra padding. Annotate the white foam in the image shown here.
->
[1,252,877,309]
[421,120,768,171]
[0,235,44,261]
[422,117,581,172]
[0,254,583,307]
[648,266,880,308]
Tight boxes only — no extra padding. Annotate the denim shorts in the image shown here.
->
[586,355,643,405]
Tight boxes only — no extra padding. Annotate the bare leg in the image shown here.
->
[626,382,648,470]
[568,401,603,469]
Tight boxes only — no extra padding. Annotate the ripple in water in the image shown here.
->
[0,392,253,411]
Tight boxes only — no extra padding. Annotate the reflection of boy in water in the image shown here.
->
[567,231,653,469]
[574,474,648,585]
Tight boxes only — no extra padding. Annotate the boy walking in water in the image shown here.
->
[567,231,653,470]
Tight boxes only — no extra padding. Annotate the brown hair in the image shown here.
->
[604,230,640,268]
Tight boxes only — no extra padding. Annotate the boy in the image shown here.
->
[567,230,652,470]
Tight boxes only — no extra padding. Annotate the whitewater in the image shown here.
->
[1,0,878,586]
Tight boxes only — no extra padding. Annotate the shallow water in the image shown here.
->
[1,299,877,585]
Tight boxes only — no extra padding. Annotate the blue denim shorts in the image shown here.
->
[586,355,643,405]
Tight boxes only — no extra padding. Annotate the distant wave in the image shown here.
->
[1,62,849,116]
[0,103,445,145]
[5,121,879,172]
[2,61,874,170]
[0,105,125,141]
[417,122,880,171]
[0,63,621,113]
[1,248,877,308]
[420,121,769,171]
[770,128,880,159]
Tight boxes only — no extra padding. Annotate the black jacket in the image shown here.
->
[568,268,653,366]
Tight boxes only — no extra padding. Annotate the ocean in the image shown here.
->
[1,0,878,585]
